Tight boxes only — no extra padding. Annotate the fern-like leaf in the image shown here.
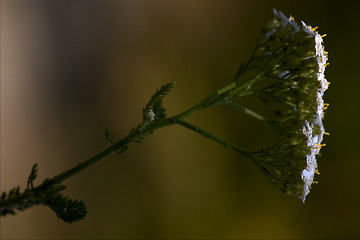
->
[144,82,175,112]
[27,163,38,189]
[47,194,87,223]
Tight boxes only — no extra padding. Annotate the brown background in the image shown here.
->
[1,0,359,239]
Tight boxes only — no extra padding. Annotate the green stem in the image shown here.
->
[0,190,35,210]
[233,37,262,82]
[226,101,267,122]
[225,100,284,134]
[1,63,266,217]
[175,120,252,157]
[0,117,180,215]
[53,78,263,184]
[52,117,178,184]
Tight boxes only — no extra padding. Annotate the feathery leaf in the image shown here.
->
[144,82,175,111]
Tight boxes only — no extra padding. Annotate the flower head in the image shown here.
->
[249,9,329,202]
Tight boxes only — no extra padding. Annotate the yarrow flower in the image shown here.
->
[0,8,330,223]
[245,9,329,202]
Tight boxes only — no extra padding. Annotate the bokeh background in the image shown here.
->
[1,0,359,239]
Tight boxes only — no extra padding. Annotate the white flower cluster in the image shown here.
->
[273,9,329,202]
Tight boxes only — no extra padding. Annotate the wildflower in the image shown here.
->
[248,9,329,202]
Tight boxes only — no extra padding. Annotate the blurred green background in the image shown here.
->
[1,0,359,239]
